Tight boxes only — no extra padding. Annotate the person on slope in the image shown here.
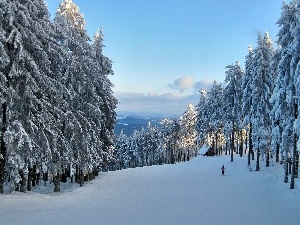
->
[221,165,225,176]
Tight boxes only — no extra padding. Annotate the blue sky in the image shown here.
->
[45,0,284,116]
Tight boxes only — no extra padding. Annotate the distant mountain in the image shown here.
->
[116,111,179,118]
[114,111,177,136]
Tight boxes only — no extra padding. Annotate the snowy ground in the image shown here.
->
[0,152,299,225]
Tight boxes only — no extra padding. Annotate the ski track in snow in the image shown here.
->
[0,154,299,225]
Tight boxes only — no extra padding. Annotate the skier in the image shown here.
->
[221,165,225,176]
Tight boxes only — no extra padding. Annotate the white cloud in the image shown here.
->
[169,76,195,92]
[169,76,215,94]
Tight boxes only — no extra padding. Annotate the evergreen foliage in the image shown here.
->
[0,0,116,193]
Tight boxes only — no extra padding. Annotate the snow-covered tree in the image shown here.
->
[0,0,69,193]
[195,89,208,147]
[0,0,10,194]
[242,45,255,165]
[0,0,117,193]
[160,118,180,164]
[223,61,244,162]
[269,44,282,164]
[114,130,129,169]
[289,0,300,187]
[179,104,198,161]
[251,32,274,170]
[91,28,117,167]
[54,0,117,188]
[270,0,298,186]
[205,81,224,155]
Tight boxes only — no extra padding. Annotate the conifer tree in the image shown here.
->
[271,0,298,185]
[179,104,198,161]
[242,45,255,165]
[251,32,274,170]
[195,89,208,147]
[92,28,117,169]
[269,44,282,164]
[54,0,116,186]
[0,0,10,193]
[223,62,244,162]
[205,81,224,155]
[0,0,66,193]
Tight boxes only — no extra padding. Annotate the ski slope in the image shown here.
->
[0,152,299,225]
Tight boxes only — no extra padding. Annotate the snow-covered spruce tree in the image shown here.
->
[269,44,282,164]
[0,0,10,194]
[54,0,116,188]
[143,124,160,166]
[130,130,142,167]
[251,32,274,170]
[292,1,300,184]
[160,118,180,164]
[242,45,255,165]
[114,130,129,169]
[54,0,92,188]
[0,0,68,193]
[270,0,298,186]
[195,89,208,148]
[223,62,244,162]
[179,104,198,161]
[91,28,117,170]
[205,81,225,155]
[278,0,300,188]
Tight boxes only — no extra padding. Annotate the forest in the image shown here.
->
[112,0,300,191]
[1,0,300,193]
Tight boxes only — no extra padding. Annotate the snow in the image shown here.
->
[0,151,299,225]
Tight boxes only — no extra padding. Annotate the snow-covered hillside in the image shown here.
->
[0,153,299,225]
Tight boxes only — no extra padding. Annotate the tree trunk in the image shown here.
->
[266,151,270,167]
[290,135,297,189]
[0,103,7,194]
[35,167,40,186]
[248,125,252,166]
[75,165,79,184]
[27,167,32,191]
[20,170,27,193]
[231,130,234,162]
[288,158,292,175]
[291,102,298,189]
[32,165,36,187]
[43,172,48,186]
[284,157,288,183]
[215,132,218,155]
[239,130,243,157]
[79,169,84,187]
[295,153,299,178]
[53,172,61,192]
[245,134,248,155]
[256,139,260,171]
[276,143,280,163]
[249,123,255,162]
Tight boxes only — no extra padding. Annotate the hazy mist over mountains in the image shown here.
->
[115,111,178,136]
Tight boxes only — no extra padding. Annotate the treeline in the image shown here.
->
[113,104,198,170]
[195,1,300,189]
[0,0,117,193]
